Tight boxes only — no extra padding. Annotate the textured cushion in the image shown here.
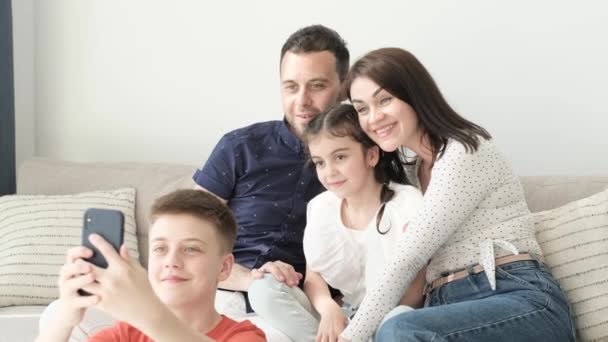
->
[0,188,139,307]
[534,188,608,341]
[17,158,196,266]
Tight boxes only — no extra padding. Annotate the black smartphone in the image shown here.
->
[78,208,125,296]
[81,208,125,268]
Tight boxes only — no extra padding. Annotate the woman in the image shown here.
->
[339,48,575,342]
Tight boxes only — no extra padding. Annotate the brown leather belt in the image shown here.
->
[424,253,541,296]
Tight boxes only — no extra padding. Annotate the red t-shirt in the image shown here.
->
[88,315,266,342]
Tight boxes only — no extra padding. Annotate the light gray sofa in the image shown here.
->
[2,158,608,342]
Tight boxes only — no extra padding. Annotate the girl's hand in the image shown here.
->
[316,302,348,342]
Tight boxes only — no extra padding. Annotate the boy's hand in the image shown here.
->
[55,246,100,328]
[251,260,303,287]
[83,234,163,327]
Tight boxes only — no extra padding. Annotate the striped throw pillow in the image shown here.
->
[0,188,139,306]
[534,188,608,342]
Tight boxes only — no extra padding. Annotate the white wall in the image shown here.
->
[21,1,608,175]
[11,0,35,170]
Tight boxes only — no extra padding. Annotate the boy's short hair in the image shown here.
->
[149,189,237,253]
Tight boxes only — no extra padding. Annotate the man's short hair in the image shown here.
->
[280,24,349,81]
[149,189,237,254]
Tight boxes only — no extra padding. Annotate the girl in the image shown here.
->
[249,103,426,342]
[339,48,576,342]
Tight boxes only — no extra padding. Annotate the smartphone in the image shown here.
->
[81,208,125,268]
[78,208,125,296]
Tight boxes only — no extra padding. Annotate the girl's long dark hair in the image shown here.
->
[304,104,410,233]
[343,48,491,158]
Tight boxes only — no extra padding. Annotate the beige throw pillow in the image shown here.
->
[534,188,608,342]
[0,188,139,307]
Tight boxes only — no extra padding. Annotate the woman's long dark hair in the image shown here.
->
[304,103,409,234]
[343,48,491,158]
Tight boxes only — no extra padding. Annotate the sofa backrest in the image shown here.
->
[17,158,196,266]
[16,158,608,266]
[521,176,608,212]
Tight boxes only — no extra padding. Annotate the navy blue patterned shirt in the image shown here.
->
[193,120,324,275]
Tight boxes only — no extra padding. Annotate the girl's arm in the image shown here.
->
[304,267,348,341]
[303,267,336,311]
[398,266,427,308]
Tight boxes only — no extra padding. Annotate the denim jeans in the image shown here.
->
[377,260,576,342]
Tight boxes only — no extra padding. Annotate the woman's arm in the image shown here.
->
[341,140,503,341]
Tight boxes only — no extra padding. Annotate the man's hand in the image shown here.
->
[83,234,163,327]
[316,301,347,342]
[251,260,302,287]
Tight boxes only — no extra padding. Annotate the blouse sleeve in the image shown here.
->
[341,139,502,341]
[303,192,363,298]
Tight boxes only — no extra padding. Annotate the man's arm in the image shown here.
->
[218,262,255,291]
[193,186,302,290]
[219,260,304,291]
[193,186,255,291]
[194,185,227,204]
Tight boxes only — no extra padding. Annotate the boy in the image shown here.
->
[36,189,266,342]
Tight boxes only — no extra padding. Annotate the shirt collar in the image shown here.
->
[279,118,304,154]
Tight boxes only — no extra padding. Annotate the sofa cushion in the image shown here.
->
[521,176,608,213]
[17,159,196,266]
[0,306,45,342]
[534,188,608,341]
[0,188,139,307]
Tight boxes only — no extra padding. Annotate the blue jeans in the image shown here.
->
[377,260,576,342]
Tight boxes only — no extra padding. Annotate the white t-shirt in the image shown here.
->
[341,138,543,341]
[303,183,423,307]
